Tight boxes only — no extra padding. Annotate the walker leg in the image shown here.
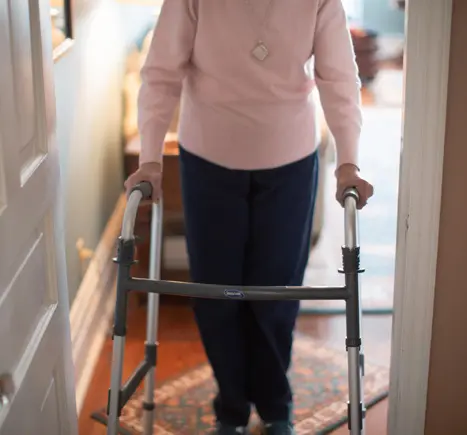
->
[142,202,163,435]
[107,336,126,435]
[347,347,365,435]
[107,240,133,435]
[341,190,366,435]
[343,246,366,435]
[142,296,158,435]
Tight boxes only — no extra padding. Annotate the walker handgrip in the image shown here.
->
[121,182,153,241]
[343,187,359,249]
[343,187,359,203]
[131,181,153,200]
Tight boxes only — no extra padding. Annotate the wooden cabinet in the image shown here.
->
[350,28,380,85]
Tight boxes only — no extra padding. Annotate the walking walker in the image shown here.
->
[104,182,366,435]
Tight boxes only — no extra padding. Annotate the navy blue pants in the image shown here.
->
[179,146,319,427]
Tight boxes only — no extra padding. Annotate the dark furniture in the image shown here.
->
[350,28,380,85]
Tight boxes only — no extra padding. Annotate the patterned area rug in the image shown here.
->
[301,104,402,313]
[91,334,389,434]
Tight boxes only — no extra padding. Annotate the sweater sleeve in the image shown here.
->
[313,0,362,168]
[137,0,197,166]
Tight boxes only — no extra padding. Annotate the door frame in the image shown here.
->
[388,0,452,433]
[61,0,452,429]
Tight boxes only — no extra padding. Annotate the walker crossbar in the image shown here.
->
[127,276,351,300]
[104,182,366,435]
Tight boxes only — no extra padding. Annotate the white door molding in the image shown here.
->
[388,0,453,434]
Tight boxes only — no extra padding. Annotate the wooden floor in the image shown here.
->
[79,297,392,434]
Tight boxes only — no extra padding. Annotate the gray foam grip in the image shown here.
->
[132,181,153,200]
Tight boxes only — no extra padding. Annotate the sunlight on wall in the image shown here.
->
[362,0,405,34]
[342,0,364,25]
[54,0,155,304]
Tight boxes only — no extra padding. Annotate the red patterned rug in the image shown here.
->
[91,334,389,434]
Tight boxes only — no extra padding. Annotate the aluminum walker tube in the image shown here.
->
[343,189,366,435]
[142,201,163,435]
[106,183,153,435]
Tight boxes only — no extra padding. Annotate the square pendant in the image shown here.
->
[251,42,269,61]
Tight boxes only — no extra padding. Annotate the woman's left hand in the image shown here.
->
[335,164,374,210]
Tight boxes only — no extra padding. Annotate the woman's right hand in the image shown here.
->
[124,162,163,202]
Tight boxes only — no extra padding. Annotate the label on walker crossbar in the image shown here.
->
[224,289,245,299]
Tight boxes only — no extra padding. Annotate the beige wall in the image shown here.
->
[425,1,467,433]
[54,0,126,304]
[54,0,155,304]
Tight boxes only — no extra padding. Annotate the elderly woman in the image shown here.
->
[125,0,373,433]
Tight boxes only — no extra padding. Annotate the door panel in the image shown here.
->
[0,0,78,433]
[0,140,6,213]
[0,158,57,284]
[41,377,61,435]
[0,229,56,375]
[1,315,70,435]
[11,0,36,156]
[9,0,48,181]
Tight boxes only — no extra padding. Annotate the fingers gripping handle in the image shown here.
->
[343,188,359,249]
[121,182,154,241]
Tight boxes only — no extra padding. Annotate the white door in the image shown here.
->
[0,0,78,434]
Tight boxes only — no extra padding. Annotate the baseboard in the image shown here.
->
[70,194,127,415]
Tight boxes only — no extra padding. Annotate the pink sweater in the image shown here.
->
[138,0,362,170]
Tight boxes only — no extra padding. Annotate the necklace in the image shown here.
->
[243,0,274,61]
